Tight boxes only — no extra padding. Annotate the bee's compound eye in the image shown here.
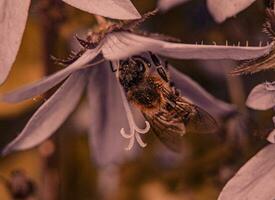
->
[137,60,146,73]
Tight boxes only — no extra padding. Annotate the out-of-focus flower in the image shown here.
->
[0,0,141,85]
[0,15,273,167]
[218,5,275,200]
[246,81,275,143]
[157,0,257,23]
[1,170,36,200]
[158,0,190,12]
[267,116,275,143]
[246,81,275,110]
[218,144,275,200]
[207,0,256,23]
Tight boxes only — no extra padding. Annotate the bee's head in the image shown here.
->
[119,56,150,90]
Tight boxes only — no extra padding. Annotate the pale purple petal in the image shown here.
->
[62,0,141,20]
[87,63,144,167]
[246,82,275,110]
[218,144,275,200]
[267,129,275,143]
[267,116,275,143]
[1,49,100,103]
[207,0,256,23]
[0,0,31,84]
[102,32,272,61]
[169,66,237,118]
[2,70,88,155]
[98,166,120,199]
[158,0,190,12]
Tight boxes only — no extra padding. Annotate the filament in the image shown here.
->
[112,61,150,150]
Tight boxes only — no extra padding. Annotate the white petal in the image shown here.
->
[1,49,100,103]
[0,0,31,84]
[2,70,88,155]
[169,66,237,118]
[246,82,275,110]
[102,32,272,61]
[87,63,144,167]
[158,0,190,12]
[207,0,256,23]
[62,0,140,20]
[218,144,275,200]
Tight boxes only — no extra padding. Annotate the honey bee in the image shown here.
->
[117,52,218,151]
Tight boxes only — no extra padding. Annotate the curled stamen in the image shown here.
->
[114,62,150,150]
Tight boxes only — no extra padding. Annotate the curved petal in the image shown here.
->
[218,144,275,200]
[2,70,88,155]
[246,82,275,110]
[62,0,140,20]
[0,0,31,84]
[267,129,275,143]
[101,32,272,61]
[1,49,100,103]
[169,66,237,119]
[158,0,190,12]
[207,0,256,23]
[267,116,275,143]
[87,63,144,167]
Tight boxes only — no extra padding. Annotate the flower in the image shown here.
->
[218,144,275,200]
[217,6,275,200]
[234,7,275,143]
[246,81,275,143]
[158,0,257,23]
[0,0,140,85]
[0,16,273,166]
[246,81,275,110]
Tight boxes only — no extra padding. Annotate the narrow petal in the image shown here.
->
[0,0,31,84]
[158,0,190,12]
[218,144,275,200]
[2,70,88,155]
[246,82,275,110]
[62,0,140,20]
[1,49,99,103]
[87,63,144,167]
[169,66,237,119]
[267,129,275,143]
[267,116,275,143]
[102,32,272,61]
[207,0,256,23]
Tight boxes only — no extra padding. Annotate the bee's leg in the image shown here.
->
[157,67,169,82]
[148,52,170,82]
[149,51,161,66]
[169,81,181,96]
[109,61,117,72]
[164,60,169,69]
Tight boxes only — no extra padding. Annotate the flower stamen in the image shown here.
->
[114,62,150,150]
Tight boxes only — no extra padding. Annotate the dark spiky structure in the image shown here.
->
[51,10,180,66]
[231,8,275,75]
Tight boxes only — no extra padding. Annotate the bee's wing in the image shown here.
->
[176,99,219,134]
[142,96,218,152]
[143,113,186,152]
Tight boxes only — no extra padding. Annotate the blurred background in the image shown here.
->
[0,0,274,199]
